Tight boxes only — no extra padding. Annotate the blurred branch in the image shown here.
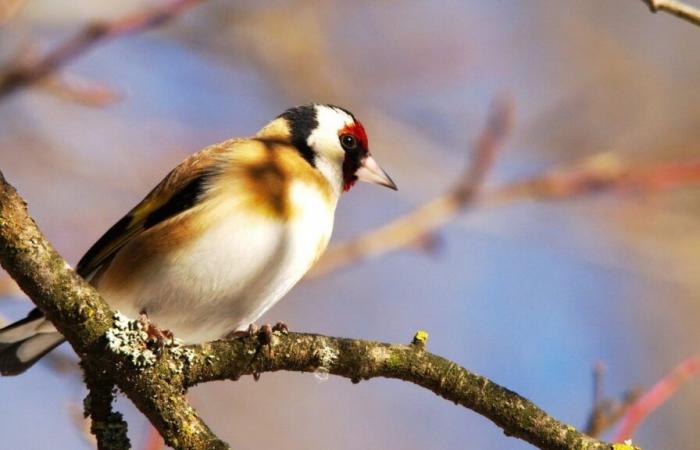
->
[614,354,700,442]
[0,0,202,100]
[311,98,513,277]
[0,0,26,23]
[143,426,165,450]
[0,170,628,450]
[39,72,122,107]
[585,362,642,438]
[640,0,700,27]
[489,154,700,203]
[315,148,700,277]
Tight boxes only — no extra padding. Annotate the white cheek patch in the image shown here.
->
[306,105,354,157]
[306,104,356,195]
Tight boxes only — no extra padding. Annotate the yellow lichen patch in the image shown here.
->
[412,330,429,347]
[612,443,637,450]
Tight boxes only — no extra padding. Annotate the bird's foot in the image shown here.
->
[258,324,274,344]
[228,323,259,339]
[258,321,290,344]
[226,322,288,381]
[228,321,288,342]
[138,311,174,347]
[272,321,288,334]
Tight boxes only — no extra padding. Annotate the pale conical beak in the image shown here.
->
[356,155,398,190]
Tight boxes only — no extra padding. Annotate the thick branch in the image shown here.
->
[640,0,700,27]
[83,367,130,450]
[180,333,620,450]
[0,171,226,449]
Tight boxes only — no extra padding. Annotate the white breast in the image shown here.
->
[102,181,335,343]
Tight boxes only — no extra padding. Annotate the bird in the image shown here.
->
[0,103,396,375]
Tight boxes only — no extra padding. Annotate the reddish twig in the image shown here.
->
[313,147,700,277]
[490,154,700,204]
[143,425,165,450]
[0,0,203,100]
[614,354,700,442]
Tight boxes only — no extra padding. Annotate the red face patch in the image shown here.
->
[339,121,369,191]
[341,121,368,150]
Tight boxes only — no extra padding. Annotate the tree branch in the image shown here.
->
[584,362,641,438]
[640,0,700,27]
[315,147,700,278]
[0,0,202,100]
[614,354,700,442]
[83,367,130,450]
[0,170,227,449]
[311,97,513,277]
[182,331,622,450]
[0,168,627,449]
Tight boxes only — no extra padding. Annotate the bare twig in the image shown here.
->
[311,98,513,277]
[142,426,165,450]
[0,0,203,100]
[640,0,700,27]
[39,73,121,107]
[314,150,700,277]
[585,362,642,438]
[614,354,700,442]
[489,154,700,204]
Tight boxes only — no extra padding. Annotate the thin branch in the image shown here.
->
[614,354,700,442]
[0,0,202,100]
[142,426,165,450]
[585,362,642,438]
[38,72,122,107]
[310,98,513,277]
[314,149,700,278]
[490,154,700,204]
[0,169,626,449]
[640,0,700,27]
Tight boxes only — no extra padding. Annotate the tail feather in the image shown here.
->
[0,313,65,376]
[0,308,45,343]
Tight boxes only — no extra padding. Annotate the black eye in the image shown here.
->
[340,134,358,151]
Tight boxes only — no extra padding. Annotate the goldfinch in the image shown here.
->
[0,103,396,375]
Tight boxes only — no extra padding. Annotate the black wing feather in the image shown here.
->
[76,172,210,278]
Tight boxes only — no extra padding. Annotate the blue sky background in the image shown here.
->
[1,1,699,449]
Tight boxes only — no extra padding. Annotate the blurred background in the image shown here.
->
[1,0,699,449]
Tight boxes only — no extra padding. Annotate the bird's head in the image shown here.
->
[259,104,397,195]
